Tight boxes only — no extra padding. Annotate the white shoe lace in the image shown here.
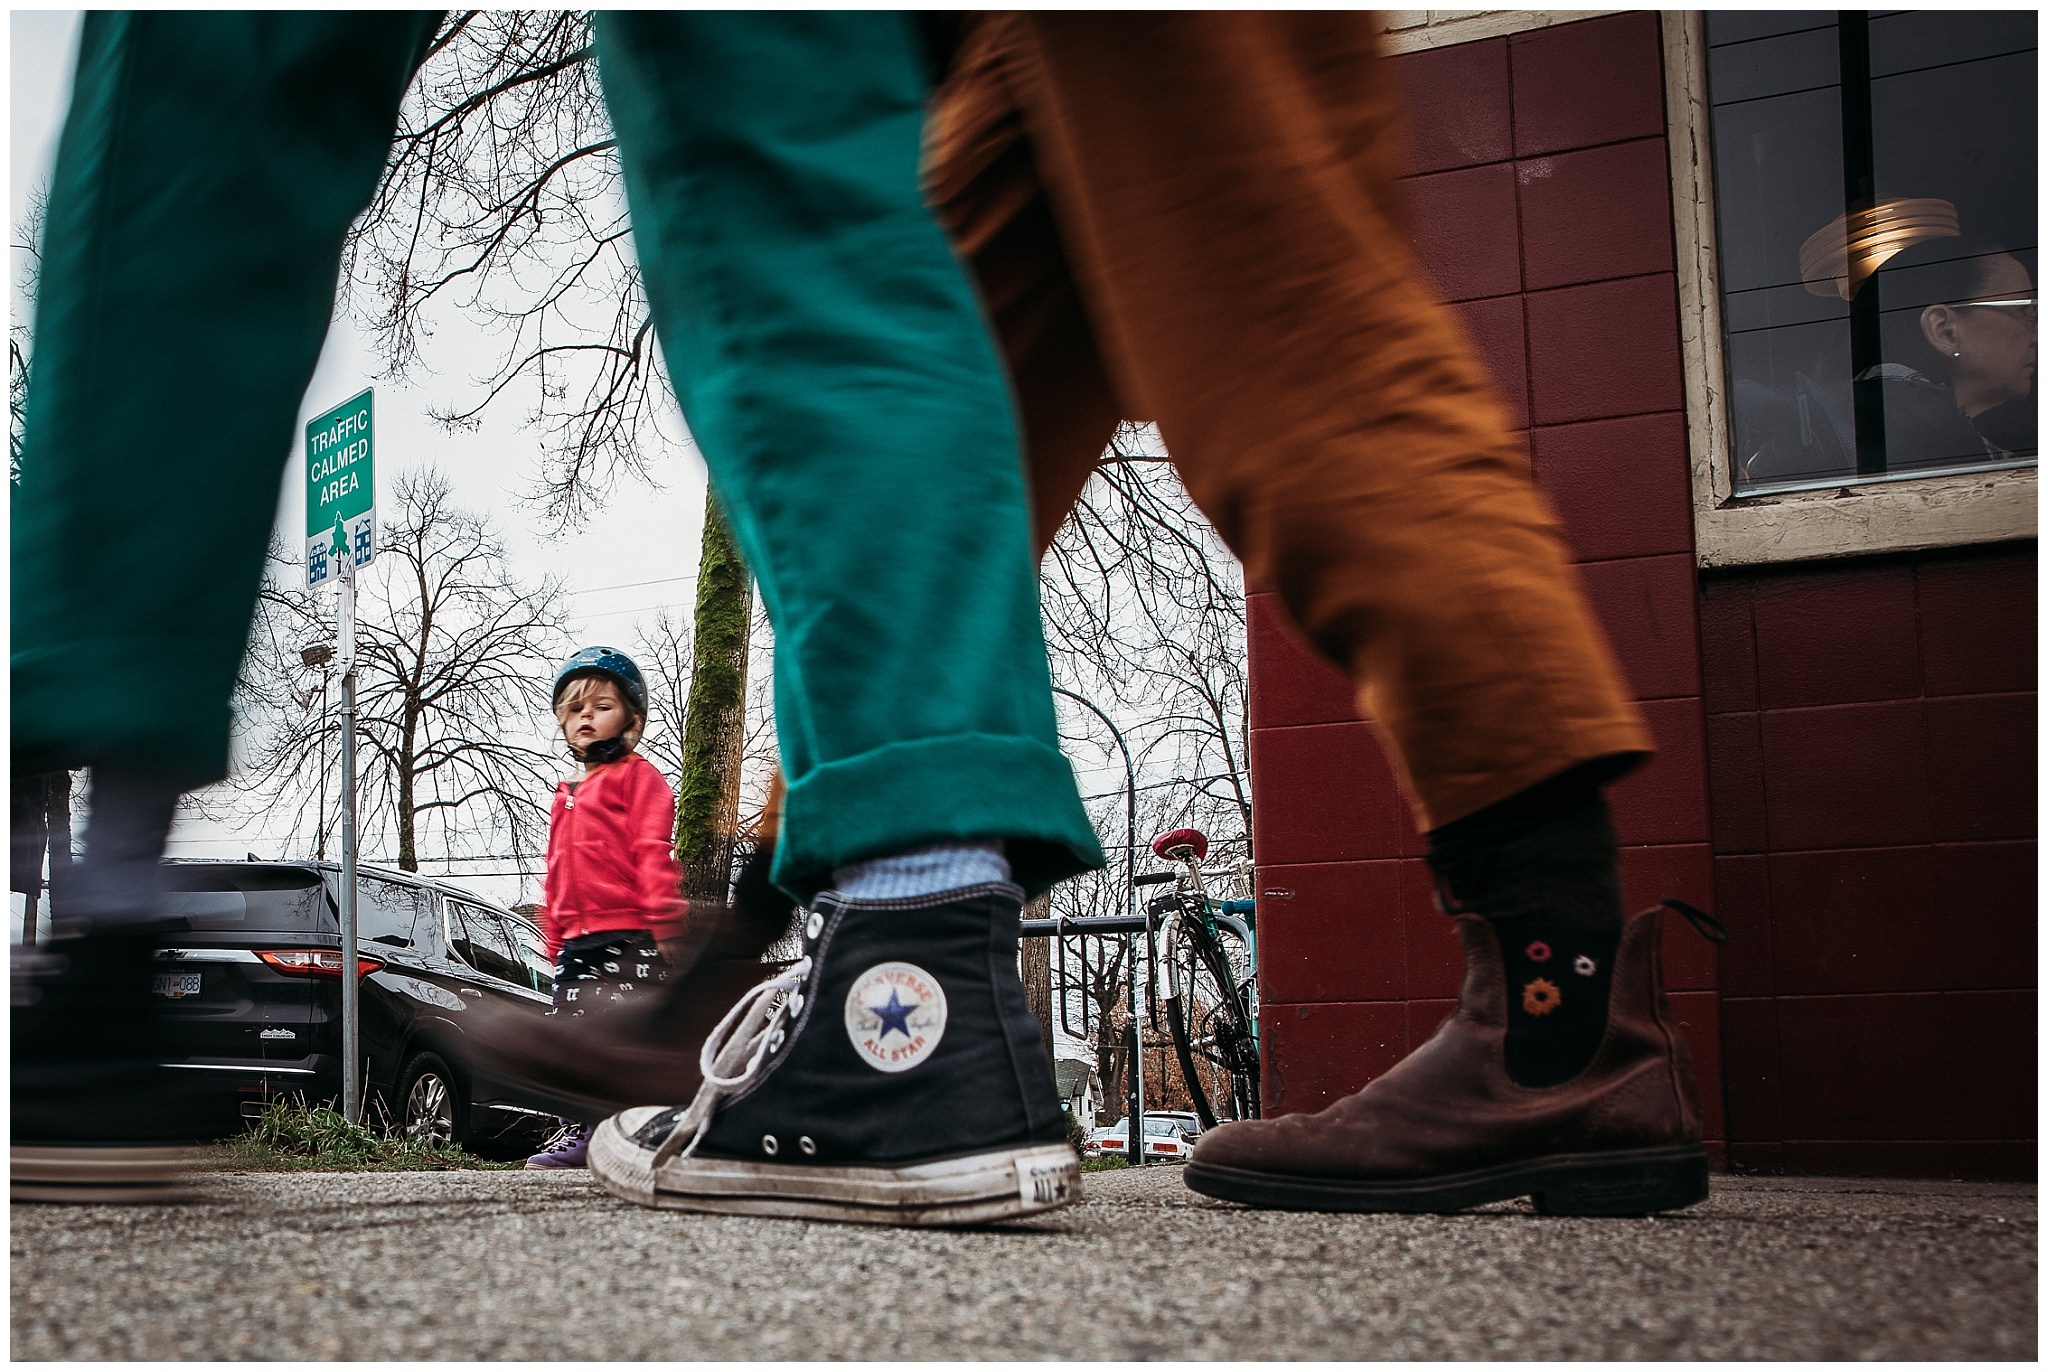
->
[651,956,813,1166]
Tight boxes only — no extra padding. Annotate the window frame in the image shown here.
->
[1662,10,2037,569]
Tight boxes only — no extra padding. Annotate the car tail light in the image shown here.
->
[257,949,383,978]
[1151,1141,1174,1152]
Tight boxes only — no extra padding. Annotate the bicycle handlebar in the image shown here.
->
[1132,872,1178,886]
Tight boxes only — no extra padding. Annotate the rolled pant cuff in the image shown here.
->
[774,733,1104,903]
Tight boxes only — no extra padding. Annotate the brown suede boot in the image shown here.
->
[1183,902,1714,1215]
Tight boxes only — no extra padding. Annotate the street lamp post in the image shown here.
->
[1050,686,1147,1166]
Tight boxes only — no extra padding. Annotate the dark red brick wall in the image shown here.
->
[1248,13,1723,1160]
[1704,543,2037,1179]
[1244,11,2036,1178]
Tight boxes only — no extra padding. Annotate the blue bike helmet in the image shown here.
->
[552,645,647,717]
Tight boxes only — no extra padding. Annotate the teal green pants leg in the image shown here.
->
[595,13,1101,901]
[11,12,437,788]
[16,11,1100,899]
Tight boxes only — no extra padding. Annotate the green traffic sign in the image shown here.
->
[305,389,374,587]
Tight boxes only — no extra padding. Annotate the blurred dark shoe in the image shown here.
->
[469,852,801,1121]
[12,928,206,1203]
[1183,903,1715,1216]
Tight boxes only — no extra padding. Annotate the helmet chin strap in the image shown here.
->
[571,736,630,766]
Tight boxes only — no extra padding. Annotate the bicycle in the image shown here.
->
[1140,827,1260,1129]
[1018,824,1261,1157]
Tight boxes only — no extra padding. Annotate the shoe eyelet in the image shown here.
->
[799,1136,817,1156]
[762,1134,779,1156]
[804,912,823,940]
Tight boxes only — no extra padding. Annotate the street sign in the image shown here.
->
[305,388,375,588]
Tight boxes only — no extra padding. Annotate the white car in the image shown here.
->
[1081,1114,1200,1161]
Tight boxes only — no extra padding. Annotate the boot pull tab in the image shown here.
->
[1660,899,1727,944]
[1431,868,1472,917]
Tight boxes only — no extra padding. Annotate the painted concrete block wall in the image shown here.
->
[1245,10,2035,1178]
[1247,13,1724,1159]
[1703,543,2037,1179]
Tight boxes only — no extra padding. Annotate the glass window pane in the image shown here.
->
[447,900,526,985]
[359,878,428,948]
[507,917,554,995]
[1706,11,2036,492]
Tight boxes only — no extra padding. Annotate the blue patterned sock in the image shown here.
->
[831,843,1009,900]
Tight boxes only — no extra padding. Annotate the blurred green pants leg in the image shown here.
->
[11,12,436,788]
[595,13,1101,901]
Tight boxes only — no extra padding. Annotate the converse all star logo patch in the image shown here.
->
[1016,1154,1079,1211]
[844,961,948,1073]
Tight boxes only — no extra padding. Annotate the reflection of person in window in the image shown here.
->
[1873,235,2036,467]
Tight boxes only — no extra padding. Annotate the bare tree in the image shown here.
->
[12,189,46,486]
[637,592,778,851]
[214,469,572,873]
[339,12,667,533]
[631,606,693,786]
[1041,423,1253,863]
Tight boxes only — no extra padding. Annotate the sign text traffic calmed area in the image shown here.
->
[305,388,375,588]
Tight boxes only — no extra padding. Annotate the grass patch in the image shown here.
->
[200,1099,521,1172]
[1080,1155,1131,1172]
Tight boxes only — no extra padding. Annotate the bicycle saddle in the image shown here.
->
[1150,827,1208,860]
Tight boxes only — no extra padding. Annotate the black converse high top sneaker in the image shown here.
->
[587,882,1079,1226]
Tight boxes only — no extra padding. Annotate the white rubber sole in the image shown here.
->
[11,1145,199,1204]
[590,1108,1080,1227]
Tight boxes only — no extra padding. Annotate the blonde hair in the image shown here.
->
[554,674,644,753]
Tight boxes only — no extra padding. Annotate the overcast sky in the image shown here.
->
[11,12,712,907]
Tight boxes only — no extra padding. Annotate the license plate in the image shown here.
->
[152,971,203,1000]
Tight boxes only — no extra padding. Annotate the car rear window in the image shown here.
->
[161,865,330,932]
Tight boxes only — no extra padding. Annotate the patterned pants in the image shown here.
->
[549,931,669,1019]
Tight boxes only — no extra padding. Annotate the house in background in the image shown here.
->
[1247,10,2034,1179]
[1053,1030,1104,1130]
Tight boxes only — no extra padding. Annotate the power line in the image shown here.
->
[563,573,697,599]
[569,602,688,624]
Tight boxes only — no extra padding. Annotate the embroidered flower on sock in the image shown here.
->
[1522,977,1561,1017]
[1574,954,1598,977]
[1525,940,1553,963]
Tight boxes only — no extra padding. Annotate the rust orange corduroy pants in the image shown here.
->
[927,11,1651,832]
[755,12,1650,853]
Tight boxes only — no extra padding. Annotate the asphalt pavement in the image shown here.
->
[10,1164,2035,1360]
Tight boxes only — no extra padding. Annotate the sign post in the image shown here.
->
[306,390,374,1124]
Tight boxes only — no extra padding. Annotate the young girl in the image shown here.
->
[524,646,688,1169]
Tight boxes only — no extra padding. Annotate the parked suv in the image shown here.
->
[151,859,561,1155]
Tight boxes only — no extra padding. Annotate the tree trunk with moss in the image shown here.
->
[673,490,753,905]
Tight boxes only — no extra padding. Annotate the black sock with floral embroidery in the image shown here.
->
[1425,765,1628,1087]
[1492,917,1619,1087]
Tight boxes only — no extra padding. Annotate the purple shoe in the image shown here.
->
[525,1119,590,1170]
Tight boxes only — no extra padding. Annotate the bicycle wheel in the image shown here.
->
[1165,923,1260,1128]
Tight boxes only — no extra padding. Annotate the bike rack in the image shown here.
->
[1018,910,1154,1043]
